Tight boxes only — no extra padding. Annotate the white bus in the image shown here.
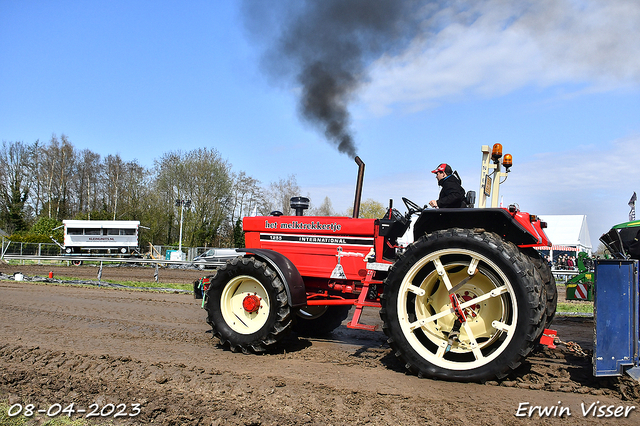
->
[61,220,140,254]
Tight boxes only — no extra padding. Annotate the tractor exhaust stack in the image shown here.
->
[352,156,365,218]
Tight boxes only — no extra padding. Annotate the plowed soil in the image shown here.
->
[1,263,639,425]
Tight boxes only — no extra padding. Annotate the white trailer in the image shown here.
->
[61,220,140,254]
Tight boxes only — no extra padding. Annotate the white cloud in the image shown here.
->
[506,136,639,196]
[500,135,640,247]
[362,0,640,114]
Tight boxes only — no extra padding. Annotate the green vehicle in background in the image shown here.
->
[600,219,640,260]
[566,219,640,301]
[565,252,595,301]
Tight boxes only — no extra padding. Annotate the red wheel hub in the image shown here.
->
[458,291,480,318]
[242,294,261,313]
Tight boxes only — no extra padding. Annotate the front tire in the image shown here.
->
[205,257,292,353]
[380,229,545,382]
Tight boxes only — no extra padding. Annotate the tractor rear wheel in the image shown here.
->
[205,256,292,353]
[293,305,352,336]
[380,228,545,382]
[522,247,557,328]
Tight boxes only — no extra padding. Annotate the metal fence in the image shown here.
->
[1,238,213,263]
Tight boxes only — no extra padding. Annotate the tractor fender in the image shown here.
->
[237,248,307,308]
[413,208,540,246]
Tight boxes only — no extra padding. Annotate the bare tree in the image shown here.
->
[29,139,44,217]
[230,171,262,223]
[308,196,336,216]
[40,134,76,219]
[262,175,302,215]
[153,151,183,243]
[103,154,125,219]
[118,159,150,220]
[182,148,233,247]
[0,140,34,233]
[73,149,102,218]
[154,148,234,247]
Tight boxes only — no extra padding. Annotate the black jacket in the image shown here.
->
[437,174,466,208]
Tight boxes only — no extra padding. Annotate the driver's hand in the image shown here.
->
[429,200,438,208]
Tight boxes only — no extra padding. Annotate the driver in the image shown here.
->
[428,163,466,208]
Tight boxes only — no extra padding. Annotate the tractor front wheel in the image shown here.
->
[380,229,545,382]
[205,256,292,353]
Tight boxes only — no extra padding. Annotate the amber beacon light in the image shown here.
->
[491,143,503,162]
[503,153,513,169]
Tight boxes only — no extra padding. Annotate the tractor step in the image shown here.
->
[347,269,382,331]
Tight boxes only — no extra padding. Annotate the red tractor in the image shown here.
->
[195,154,556,382]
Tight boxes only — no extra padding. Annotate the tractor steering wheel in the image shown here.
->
[402,197,424,215]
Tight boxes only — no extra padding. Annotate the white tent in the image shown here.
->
[538,214,592,255]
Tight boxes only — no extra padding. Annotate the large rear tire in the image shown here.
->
[380,228,545,382]
[522,247,557,328]
[205,257,292,353]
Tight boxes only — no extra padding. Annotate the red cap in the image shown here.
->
[431,163,449,174]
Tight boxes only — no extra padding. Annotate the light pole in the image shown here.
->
[175,199,191,253]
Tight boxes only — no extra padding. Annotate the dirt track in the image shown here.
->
[1,264,640,425]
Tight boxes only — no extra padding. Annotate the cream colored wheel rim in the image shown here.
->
[397,248,517,370]
[297,305,329,320]
[221,275,270,334]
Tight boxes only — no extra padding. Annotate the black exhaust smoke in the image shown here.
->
[300,62,358,158]
[242,0,436,157]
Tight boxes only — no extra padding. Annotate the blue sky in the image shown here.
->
[1,0,639,249]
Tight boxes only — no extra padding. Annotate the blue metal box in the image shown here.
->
[593,259,639,377]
